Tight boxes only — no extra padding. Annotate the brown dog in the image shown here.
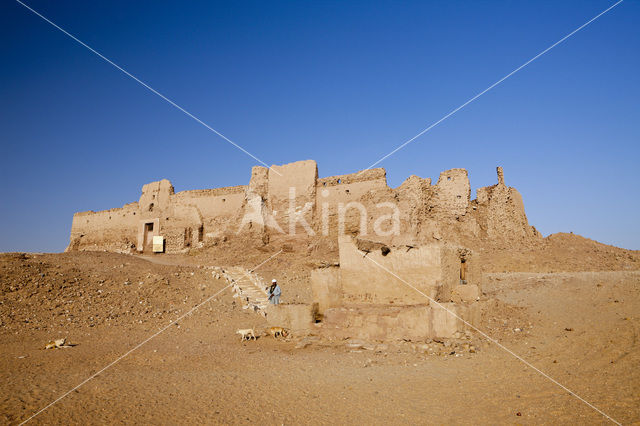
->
[267,327,288,339]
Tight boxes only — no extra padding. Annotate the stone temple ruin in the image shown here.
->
[68,160,540,339]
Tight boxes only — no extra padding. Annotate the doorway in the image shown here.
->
[143,222,154,252]
[184,227,193,248]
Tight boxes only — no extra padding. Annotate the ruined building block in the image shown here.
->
[67,160,538,253]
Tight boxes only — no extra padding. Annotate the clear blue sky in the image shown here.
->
[1,0,638,252]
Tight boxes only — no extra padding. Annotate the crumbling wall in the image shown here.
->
[316,168,387,207]
[393,175,435,243]
[267,160,318,234]
[338,236,445,304]
[433,168,470,218]
[476,167,540,242]
[332,236,479,305]
[171,186,245,242]
[316,168,389,237]
[68,162,541,255]
[135,180,175,253]
[172,186,245,218]
[138,179,174,215]
[265,304,315,333]
[439,246,462,301]
[321,303,480,340]
[310,266,342,315]
[67,203,139,253]
[235,166,272,242]
[352,168,477,247]
[68,179,246,253]
[314,236,483,341]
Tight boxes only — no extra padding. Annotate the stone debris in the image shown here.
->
[295,340,311,349]
[345,339,366,350]
[44,337,75,349]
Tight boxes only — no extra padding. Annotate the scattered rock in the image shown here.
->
[295,336,318,349]
[345,339,366,350]
[44,337,76,349]
[295,341,311,349]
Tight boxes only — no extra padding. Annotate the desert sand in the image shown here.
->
[1,234,639,424]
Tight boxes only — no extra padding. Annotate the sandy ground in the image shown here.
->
[1,252,639,424]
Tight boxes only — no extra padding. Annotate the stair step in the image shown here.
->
[221,267,271,315]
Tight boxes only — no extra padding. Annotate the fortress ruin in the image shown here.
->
[67,160,540,253]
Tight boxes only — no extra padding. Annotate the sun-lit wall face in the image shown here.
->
[68,160,539,255]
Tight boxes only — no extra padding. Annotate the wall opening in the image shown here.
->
[198,225,204,242]
[460,258,467,285]
[143,222,154,252]
[184,227,193,248]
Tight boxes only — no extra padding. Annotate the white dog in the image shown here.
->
[236,328,256,341]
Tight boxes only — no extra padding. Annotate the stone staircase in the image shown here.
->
[213,266,270,316]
